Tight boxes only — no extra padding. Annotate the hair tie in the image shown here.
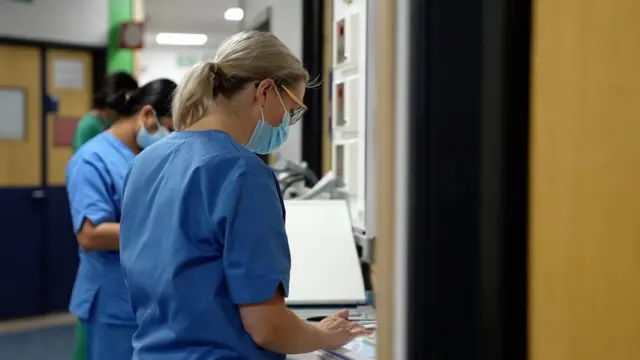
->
[211,62,224,97]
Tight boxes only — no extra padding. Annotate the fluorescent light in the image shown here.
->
[155,33,208,46]
[224,7,244,21]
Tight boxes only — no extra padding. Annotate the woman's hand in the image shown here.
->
[317,309,373,350]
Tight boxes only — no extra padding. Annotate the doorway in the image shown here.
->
[0,44,46,320]
[0,40,104,320]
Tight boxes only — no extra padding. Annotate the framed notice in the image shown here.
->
[54,116,81,147]
[54,59,85,90]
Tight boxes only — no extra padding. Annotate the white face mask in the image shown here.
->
[245,110,291,155]
[136,111,169,149]
[244,90,291,154]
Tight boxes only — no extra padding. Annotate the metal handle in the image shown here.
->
[31,189,46,199]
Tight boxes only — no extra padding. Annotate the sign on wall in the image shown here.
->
[54,116,80,147]
[119,22,144,49]
[53,59,84,90]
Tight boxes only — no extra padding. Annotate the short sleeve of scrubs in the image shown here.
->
[222,165,291,305]
[67,159,116,233]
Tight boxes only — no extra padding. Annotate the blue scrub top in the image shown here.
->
[120,130,291,360]
[66,131,136,324]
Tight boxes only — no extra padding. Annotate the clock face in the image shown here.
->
[123,24,143,48]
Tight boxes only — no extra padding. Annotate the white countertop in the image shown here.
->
[287,354,320,359]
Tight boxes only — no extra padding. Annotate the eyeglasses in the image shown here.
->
[281,86,307,126]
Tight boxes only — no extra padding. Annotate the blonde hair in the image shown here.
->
[172,31,309,130]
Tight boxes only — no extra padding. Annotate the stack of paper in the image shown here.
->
[317,331,377,360]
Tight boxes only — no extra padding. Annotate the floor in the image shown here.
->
[0,313,75,360]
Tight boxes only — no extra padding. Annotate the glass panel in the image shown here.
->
[0,88,26,140]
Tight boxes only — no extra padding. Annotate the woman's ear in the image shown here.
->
[139,105,156,128]
[255,79,274,106]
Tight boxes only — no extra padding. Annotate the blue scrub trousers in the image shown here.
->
[83,320,136,360]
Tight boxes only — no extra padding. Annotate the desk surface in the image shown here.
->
[291,305,376,319]
[288,349,372,360]
[288,354,320,359]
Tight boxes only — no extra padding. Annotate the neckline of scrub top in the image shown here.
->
[103,131,137,158]
[170,130,240,147]
[87,111,111,130]
[171,130,231,138]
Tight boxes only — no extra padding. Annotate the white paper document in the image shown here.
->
[54,59,84,90]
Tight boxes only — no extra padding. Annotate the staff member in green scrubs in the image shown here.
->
[70,71,138,360]
[72,72,139,151]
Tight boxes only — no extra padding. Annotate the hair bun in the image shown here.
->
[105,90,133,115]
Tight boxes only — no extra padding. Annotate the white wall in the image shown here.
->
[243,0,303,163]
[0,0,108,46]
[139,47,219,85]
[139,32,226,85]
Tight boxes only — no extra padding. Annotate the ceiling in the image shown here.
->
[144,0,242,34]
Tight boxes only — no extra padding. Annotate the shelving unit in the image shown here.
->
[331,0,368,230]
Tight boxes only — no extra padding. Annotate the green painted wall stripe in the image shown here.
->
[107,0,134,74]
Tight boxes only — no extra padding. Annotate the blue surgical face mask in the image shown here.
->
[245,91,291,155]
[136,112,169,149]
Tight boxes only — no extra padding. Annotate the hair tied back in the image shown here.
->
[210,62,224,97]
[106,89,134,115]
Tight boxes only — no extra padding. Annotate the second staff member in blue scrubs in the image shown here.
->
[120,31,370,360]
[65,78,177,360]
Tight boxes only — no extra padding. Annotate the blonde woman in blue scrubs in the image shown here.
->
[119,31,371,359]
[65,79,176,360]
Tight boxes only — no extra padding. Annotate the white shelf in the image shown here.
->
[331,0,368,235]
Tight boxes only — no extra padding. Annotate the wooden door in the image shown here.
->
[529,0,640,359]
[43,48,93,313]
[0,45,45,319]
[46,48,92,185]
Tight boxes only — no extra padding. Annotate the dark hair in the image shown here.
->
[107,79,177,118]
[93,72,139,109]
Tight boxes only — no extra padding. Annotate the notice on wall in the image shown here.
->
[54,116,81,147]
[54,59,85,90]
